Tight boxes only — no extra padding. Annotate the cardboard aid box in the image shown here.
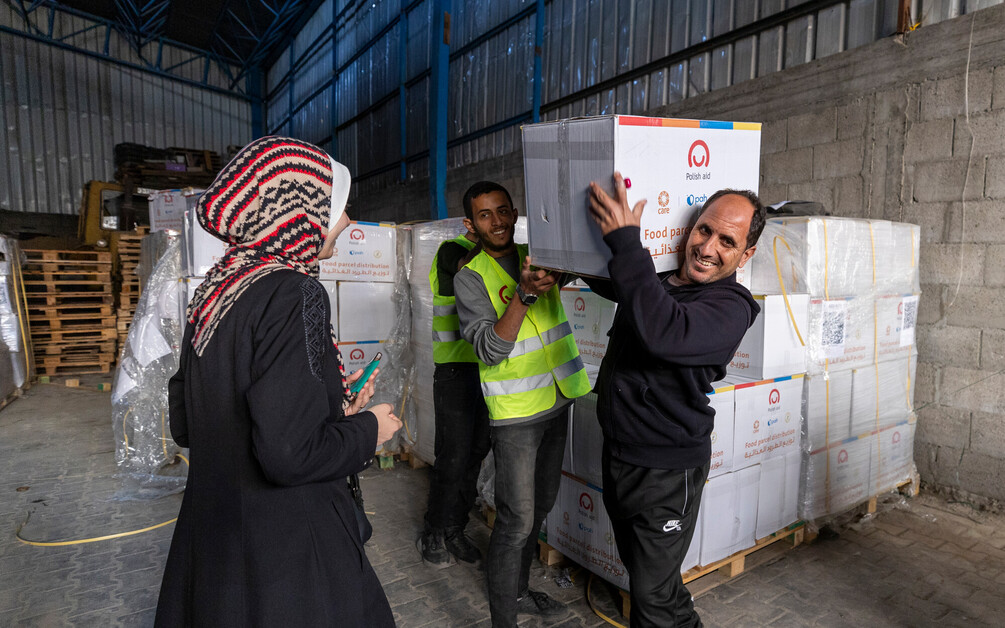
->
[806,296,875,374]
[870,420,916,494]
[707,384,735,479]
[700,465,759,565]
[183,208,229,277]
[522,116,761,277]
[730,375,804,470]
[849,353,917,437]
[875,293,919,361]
[562,393,605,486]
[560,287,616,366]
[803,371,853,451]
[337,281,396,342]
[801,435,873,520]
[320,222,397,283]
[340,340,387,378]
[727,293,809,380]
[873,221,922,295]
[149,189,189,233]
[755,452,801,539]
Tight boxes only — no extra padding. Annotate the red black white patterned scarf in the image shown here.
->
[186,136,350,398]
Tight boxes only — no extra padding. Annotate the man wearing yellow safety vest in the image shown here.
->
[416,221,490,568]
[453,181,590,627]
[586,174,765,628]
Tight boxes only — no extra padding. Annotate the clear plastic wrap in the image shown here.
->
[746,217,921,298]
[111,235,187,499]
[0,236,33,391]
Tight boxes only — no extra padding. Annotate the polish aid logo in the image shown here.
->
[892,431,902,444]
[688,140,710,168]
[838,449,849,464]
[574,297,586,312]
[768,388,781,406]
[349,348,365,361]
[579,493,593,512]
[499,285,512,305]
[349,228,365,241]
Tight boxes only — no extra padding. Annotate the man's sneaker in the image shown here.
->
[416,529,453,568]
[443,526,481,564]
[516,589,567,617]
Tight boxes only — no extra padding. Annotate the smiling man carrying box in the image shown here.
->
[585,174,765,628]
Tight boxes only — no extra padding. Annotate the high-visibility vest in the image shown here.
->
[431,234,478,364]
[465,244,590,421]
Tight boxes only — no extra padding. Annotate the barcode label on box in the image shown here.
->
[900,295,918,347]
[821,300,847,358]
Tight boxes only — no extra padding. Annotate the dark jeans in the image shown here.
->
[424,363,491,530]
[603,448,709,628]
[486,408,569,628]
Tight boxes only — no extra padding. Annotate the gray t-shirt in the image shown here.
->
[454,251,572,427]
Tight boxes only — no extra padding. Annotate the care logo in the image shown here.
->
[499,285,512,305]
[350,348,365,361]
[579,492,593,512]
[688,140,710,168]
[838,449,849,464]
[563,511,570,525]
[753,419,760,433]
[658,191,670,207]
[349,228,365,241]
[574,297,586,312]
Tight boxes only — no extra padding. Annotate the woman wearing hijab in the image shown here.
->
[155,137,400,627]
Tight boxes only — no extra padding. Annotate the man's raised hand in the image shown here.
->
[588,171,646,236]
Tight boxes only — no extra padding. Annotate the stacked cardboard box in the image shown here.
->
[742,217,920,520]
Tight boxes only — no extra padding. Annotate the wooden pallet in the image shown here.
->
[30,327,118,344]
[35,341,116,356]
[23,250,112,264]
[29,314,115,332]
[36,358,113,376]
[25,292,115,307]
[28,302,114,318]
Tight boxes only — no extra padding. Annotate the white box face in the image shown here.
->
[732,376,803,470]
[707,386,735,478]
[728,294,809,380]
[184,209,228,277]
[546,474,630,590]
[700,466,759,565]
[876,293,919,360]
[319,222,397,283]
[524,116,761,277]
[340,341,385,375]
[871,421,916,494]
[807,297,875,374]
[149,190,188,233]
[560,287,616,366]
[803,371,853,452]
[801,435,873,520]
[319,280,339,338]
[337,281,396,342]
[755,452,801,539]
[850,354,917,436]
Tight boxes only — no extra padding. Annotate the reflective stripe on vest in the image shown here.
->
[466,244,590,421]
[431,235,478,364]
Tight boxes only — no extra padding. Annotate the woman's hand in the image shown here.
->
[370,403,402,448]
[345,367,379,415]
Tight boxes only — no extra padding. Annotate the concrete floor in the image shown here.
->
[2,381,1004,627]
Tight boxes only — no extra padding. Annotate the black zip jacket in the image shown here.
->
[587,226,760,470]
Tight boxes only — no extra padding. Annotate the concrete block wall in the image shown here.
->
[349,7,1005,501]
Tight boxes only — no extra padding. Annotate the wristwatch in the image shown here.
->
[516,284,538,306]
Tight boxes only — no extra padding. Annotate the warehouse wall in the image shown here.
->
[352,6,1005,502]
[0,13,253,216]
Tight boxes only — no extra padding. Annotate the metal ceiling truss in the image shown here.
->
[209,0,314,91]
[2,0,251,99]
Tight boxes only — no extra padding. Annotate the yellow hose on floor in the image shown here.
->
[587,573,628,628]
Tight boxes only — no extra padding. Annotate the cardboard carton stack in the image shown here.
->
[742,217,921,520]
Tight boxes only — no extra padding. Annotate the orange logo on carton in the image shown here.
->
[688,140,710,168]
[658,191,670,207]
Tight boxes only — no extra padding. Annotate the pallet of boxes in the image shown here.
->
[519,115,919,614]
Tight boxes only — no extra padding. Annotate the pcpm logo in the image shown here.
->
[499,285,512,305]
[838,449,849,464]
[767,418,778,427]
[579,493,593,512]
[349,349,365,361]
[686,193,707,206]
[768,388,781,405]
[349,228,365,241]
[574,297,586,312]
[688,140,710,168]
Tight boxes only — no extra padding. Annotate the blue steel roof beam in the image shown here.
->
[113,0,171,49]
[219,0,307,91]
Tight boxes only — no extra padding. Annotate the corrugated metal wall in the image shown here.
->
[0,6,253,215]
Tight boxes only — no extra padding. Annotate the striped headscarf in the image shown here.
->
[186,136,351,396]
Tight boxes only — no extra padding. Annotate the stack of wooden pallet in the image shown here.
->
[22,250,116,376]
[112,227,146,350]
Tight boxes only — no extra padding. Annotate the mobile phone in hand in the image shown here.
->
[349,352,382,395]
